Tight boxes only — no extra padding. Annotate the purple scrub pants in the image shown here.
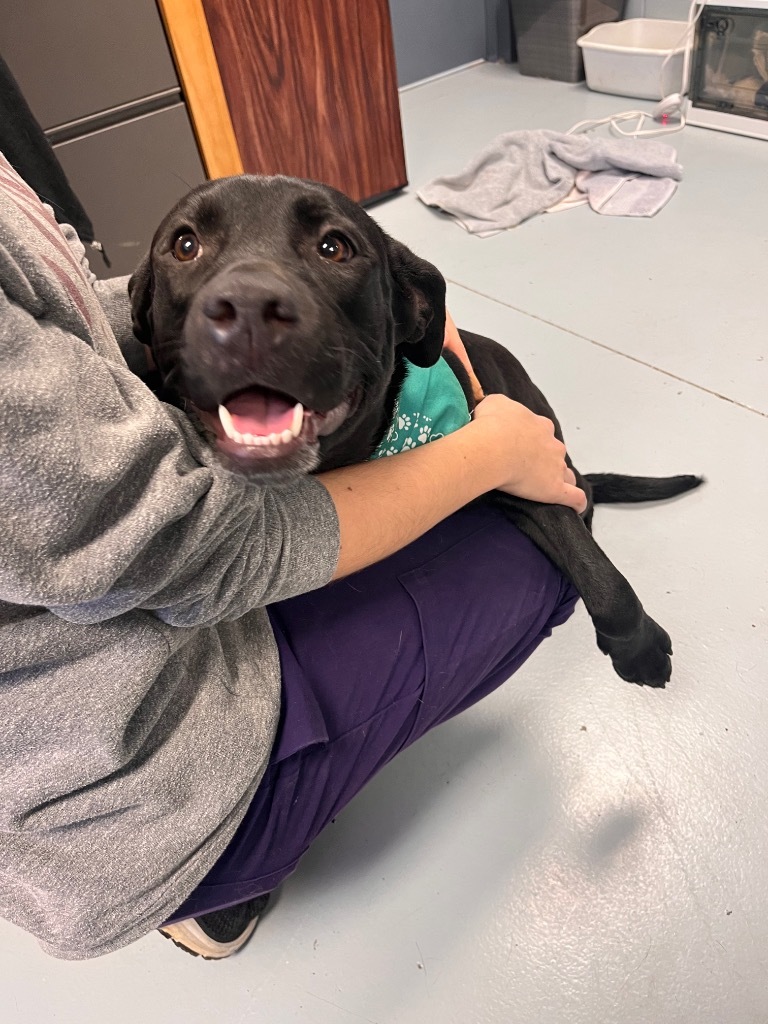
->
[165,504,578,923]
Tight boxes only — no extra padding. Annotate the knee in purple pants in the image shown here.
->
[165,505,578,924]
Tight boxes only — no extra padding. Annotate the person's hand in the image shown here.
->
[471,393,587,514]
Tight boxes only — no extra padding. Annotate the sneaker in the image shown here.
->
[159,893,270,960]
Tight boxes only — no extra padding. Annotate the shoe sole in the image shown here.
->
[159,915,260,960]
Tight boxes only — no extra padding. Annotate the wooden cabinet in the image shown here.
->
[158,0,407,204]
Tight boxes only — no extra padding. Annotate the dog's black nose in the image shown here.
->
[201,279,299,346]
[203,297,237,324]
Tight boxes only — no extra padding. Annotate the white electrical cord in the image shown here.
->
[566,107,687,137]
[567,1,705,138]
[660,0,704,100]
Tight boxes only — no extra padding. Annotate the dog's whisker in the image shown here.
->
[324,344,379,374]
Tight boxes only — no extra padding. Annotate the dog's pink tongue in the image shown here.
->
[225,390,295,436]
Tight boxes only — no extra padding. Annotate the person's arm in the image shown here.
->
[91,274,150,377]
[320,393,586,580]
[1,285,582,621]
[52,220,150,380]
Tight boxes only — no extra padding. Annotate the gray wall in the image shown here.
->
[389,0,695,88]
[624,0,692,18]
[388,0,487,86]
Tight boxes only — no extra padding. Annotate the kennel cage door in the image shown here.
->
[686,1,768,138]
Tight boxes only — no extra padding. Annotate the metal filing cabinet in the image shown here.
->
[3,0,206,276]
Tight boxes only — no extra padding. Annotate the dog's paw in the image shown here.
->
[596,615,673,688]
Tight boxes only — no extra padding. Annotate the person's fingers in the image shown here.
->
[564,466,576,486]
[563,483,588,515]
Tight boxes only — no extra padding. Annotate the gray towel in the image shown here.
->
[417,130,684,236]
[576,169,679,218]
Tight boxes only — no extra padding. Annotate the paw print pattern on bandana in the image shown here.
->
[370,357,470,461]
[372,406,439,458]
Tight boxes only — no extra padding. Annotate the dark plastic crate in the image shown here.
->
[509,0,625,83]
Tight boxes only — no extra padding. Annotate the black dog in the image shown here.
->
[129,174,702,687]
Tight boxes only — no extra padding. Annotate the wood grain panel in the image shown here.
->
[156,0,244,179]
[199,0,407,202]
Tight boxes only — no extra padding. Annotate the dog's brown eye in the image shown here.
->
[172,232,201,262]
[318,233,353,263]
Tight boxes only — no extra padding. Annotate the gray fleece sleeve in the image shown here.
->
[91,274,149,375]
[0,287,340,627]
[56,216,148,376]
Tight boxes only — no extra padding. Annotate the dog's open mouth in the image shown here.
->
[196,384,356,466]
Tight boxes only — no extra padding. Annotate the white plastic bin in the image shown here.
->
[577,19,689,100]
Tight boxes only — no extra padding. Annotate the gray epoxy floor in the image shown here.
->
[3,63,767,1024]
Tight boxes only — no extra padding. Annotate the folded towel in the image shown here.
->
[417,130,683,235]
[576,169,679,217]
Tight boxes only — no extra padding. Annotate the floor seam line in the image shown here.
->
[446,279,767,419]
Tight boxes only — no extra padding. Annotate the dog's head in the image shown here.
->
[129,174,446,481]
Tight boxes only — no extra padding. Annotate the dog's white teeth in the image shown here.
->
[290,403,304,438]
[219,404,302,450]
[218,405,239,442]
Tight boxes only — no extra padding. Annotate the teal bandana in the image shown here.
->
[371,356,471,460]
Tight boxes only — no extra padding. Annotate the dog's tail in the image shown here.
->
[585,473,704,504]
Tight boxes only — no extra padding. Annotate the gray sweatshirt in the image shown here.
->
[0,154,340,959]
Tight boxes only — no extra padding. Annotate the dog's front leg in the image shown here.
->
[492,495,672,686]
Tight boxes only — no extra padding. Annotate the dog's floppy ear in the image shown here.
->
[127,251,154,347]
[384,235,446,368]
